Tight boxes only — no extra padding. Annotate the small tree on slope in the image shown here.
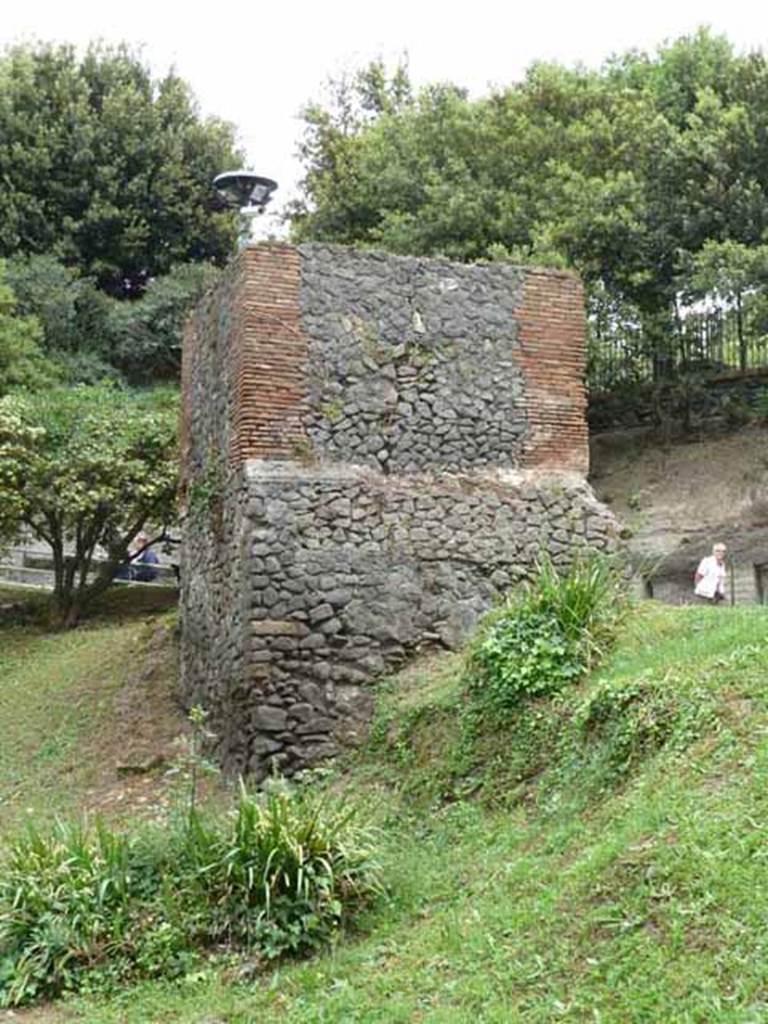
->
[0,385,178,627]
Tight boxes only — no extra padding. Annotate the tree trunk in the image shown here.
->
[46,518,168,628]
[50,540,72,629]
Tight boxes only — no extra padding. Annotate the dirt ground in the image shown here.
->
[77,619,192,822]
[589,422,768,564]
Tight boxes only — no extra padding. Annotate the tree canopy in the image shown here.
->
[2,254,219,387]
[0,42,237,624]
[0,261,56,395]
[0,43,241,296]
[0,385,179,626]
[290,32,768,377]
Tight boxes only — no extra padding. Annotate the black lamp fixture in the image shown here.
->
[213,171,278,247]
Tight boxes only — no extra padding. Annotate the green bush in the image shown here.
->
[718,391,753,428]
[466,552,625,710]
[573,671,718,785]
[0,787,381,1007]
[753,385,768,424]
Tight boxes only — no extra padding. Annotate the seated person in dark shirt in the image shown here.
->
[132,532,160,582]
[114,560,133,580]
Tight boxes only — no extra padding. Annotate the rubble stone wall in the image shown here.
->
[181,243,616,778]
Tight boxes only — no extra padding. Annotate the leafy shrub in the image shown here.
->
[573,671,719,785]
[719,391,753,428]
[0,787,380,1007]
[466,552,625,710]
[753,385,768,424]
[466,607,583,707]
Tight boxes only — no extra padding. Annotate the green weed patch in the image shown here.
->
[466,553,625,708]
[0,788,381,1007]
[4,590,768,1022]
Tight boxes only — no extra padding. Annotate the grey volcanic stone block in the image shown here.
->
[251,620,309,637]
[309,603,335,623]
[252,706,289,732]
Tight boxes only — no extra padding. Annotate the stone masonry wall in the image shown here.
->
[181,270,250,728]
[300,248,528,473]
[181,243,616,779]
[298,245,588,475]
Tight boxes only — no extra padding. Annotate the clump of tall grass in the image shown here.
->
[0,786,381,1007]
[466,551,626,710]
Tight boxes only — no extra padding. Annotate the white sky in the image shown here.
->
[4,0,768,235]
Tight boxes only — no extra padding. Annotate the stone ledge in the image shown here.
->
[243,459,591,489]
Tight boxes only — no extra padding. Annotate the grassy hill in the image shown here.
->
[3,590,768,1023]
[0,586,183,834]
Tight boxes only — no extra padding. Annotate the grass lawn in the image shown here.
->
[0,585,180,832]
[3,599,768,1022]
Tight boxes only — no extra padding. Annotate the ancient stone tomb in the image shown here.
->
[180,243,616,778]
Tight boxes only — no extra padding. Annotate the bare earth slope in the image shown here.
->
[590,423,768,575]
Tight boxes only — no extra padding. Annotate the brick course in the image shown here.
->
[514,269,589,474]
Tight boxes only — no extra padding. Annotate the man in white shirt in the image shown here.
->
[694,543,727,603]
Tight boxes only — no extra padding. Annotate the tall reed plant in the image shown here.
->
[0,787,381,1007]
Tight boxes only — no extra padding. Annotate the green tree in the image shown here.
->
[5,254,117,384]
[106,262,221,383]
[291,60,413,246]
[686,240,768,369]
[0,43,241,296]
[6,255,111,356]
[0,261,56,395]
[0,385,178,627]
[6,254,218,385]
[291,31,768,380]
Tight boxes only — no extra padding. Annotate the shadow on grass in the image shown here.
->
[0,583,178,630]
